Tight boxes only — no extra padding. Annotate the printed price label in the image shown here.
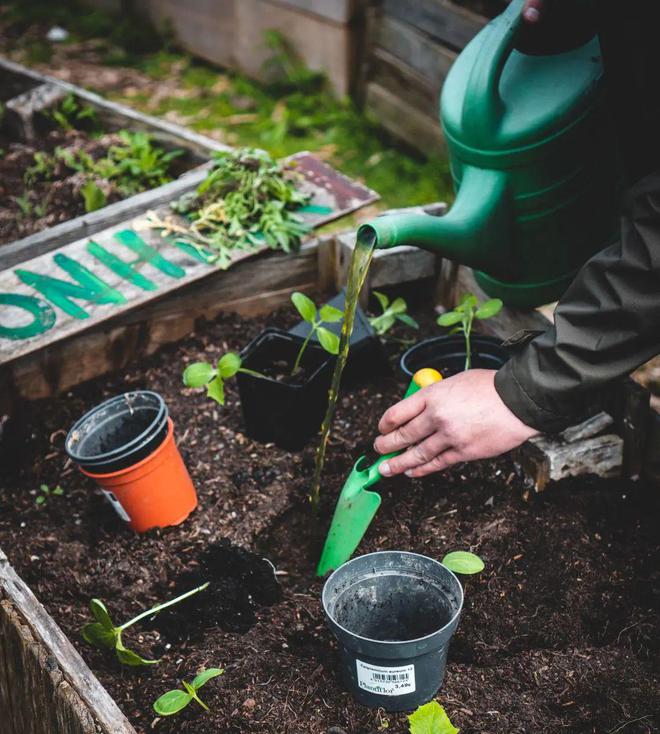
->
[101,490,131,522]
[356,659,416,696]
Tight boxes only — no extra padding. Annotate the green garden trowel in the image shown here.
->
[316,368,442,576]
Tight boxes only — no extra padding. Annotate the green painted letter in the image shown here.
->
[15,254,127,319]
[87,230,185,291]
[0,293,56,340]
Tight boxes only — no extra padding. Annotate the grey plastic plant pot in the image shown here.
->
[322,551,464,711]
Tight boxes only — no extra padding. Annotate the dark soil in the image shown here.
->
[0,305,658,734]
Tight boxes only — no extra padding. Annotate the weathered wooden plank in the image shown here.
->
[560,411,614,443]
[365,82,446,154]
[374,15,456,87]
[517,434,623,492]
[0,152,378,368]
[383,0,486,51]
[4,82,67,142]
[259,0,362,24]
[0,552,135,734]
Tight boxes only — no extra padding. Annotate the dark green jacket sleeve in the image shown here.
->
[494,172,660,432]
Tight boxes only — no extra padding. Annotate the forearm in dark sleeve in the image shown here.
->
[494,172,660,432]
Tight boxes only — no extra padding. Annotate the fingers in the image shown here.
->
[377,392,426,435]
[522,0,544,23]
[373,411,435,455]
[378,433,451,477]
[404,450,464,478]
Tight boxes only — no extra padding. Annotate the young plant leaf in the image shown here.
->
[319,304,344,323]
[317,327,340,355]
[217,352,242,378]
[153,689,193,716]
[474,298,503,320]
[52,485,64,496]
[373,290,389,310]
[396,313,419,329]
[81,622,117,650]
[206,376,225,405]
[35,495,45,505]
[116,637,159,666]
[442,551,485,575]
[437,311,463,327]
[89,599,114,630]
[183,362,216,388]
[291,291,316,323]
[191,667,224,690]
[408,701,459,734]
[80,180,106,213]
[389,297,407,315]
[457,293,478,310]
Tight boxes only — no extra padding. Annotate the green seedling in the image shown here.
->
[183,352,264,406]
[80,180,107,212]
[36,483,64,506]
[436,293,503,370]
[13,194,32,217]
[82,582,209,666]
[441,551,484,575]
[150,147,311,269]
[408,701,459,734]
[369,291,419,337]
[153,667,224,717]
[290,291,343,374]
[48,93,98,132]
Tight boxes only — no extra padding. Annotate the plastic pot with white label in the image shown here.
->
[322,551,463,711]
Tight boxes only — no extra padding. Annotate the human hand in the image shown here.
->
[521,0,545,24]
[374,369,538,478]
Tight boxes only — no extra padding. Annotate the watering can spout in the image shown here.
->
[358,166,513,277]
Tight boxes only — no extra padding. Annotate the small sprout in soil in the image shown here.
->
[149,147,311,269]
[153,667,224,717]
[80,180,107,213]
[48,93,98,132]
[442,550,484,575]
[183,352,265,406]
[436,293,503,370]
[290,291,343,374]
[35,483,64,506]
[369,290,419,337]
[82,582,209,666]
[408,700,459,734]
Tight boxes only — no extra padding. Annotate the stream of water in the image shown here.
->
[309,230,376,512]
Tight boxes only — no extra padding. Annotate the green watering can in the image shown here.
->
[317,368,442,577]
[359,0,620,308]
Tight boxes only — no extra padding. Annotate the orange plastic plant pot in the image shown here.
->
[81,418,197,533]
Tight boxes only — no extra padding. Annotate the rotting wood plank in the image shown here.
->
[0,550,135,734]
[382,0,486,51]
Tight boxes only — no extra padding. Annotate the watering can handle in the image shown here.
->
[462,0,524,144]
[363,369,443,489]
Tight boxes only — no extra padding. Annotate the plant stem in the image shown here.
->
[238,367,267,379]
[119,582,209,631]
[192,692,209,711]
[464,311,474,371]
[291,327,315,376]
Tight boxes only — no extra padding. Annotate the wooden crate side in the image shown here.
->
[382,0,486,51]
[0,551,135,734]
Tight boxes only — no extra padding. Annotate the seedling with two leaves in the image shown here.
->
[82,582,209,666]
[436,293,502,370]
[290,291,343,373]
[153,667,224,716]
[369,291,419,337]
[36,483,64,506]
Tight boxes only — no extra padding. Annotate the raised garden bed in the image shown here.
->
[1,303,658,734]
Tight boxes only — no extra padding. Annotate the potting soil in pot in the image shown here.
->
[0,304,658,734]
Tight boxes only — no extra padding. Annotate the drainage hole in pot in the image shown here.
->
[333,576,454,642]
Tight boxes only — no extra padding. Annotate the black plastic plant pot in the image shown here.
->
[65,391,169,474]
[400,334,509,378]
[237,328,334,451]
[322,551,464,712]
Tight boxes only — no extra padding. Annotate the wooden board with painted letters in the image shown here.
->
[0,153,378,372]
